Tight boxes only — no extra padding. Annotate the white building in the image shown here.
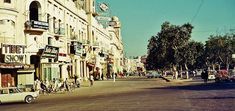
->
[0,0,124,87]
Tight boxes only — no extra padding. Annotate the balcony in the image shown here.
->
[54,28,65,37]
[82,40,90,46]
[24,20,49,34]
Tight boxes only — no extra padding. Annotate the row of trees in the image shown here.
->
[146,21,235,73]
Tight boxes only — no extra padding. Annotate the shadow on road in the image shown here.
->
[146,82,235,91]
[185,96,235,100]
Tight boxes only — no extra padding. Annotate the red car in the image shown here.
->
[215,70,230,82]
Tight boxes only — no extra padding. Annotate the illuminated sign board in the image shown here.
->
[1,43,26,63]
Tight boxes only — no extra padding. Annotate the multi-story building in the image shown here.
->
[0,0,123,88]
[125,56,145,75]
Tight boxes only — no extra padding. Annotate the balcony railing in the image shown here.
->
[54,28,65,36]
[82,40,90,45]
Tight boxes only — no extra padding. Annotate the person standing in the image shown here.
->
[204,70,209,83]
[34,79,41,92]
[201,69,208,83]
[113,73,116,82]
[74,75,78,84]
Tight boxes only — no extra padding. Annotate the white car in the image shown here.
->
[0,87,39,104]
[146,71,162,78]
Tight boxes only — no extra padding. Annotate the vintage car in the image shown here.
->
[208,70,216,80]
[215,70,230,82]
[146,71,162,78]
[0,87,39,104]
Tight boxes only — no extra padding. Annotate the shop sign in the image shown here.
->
[4,55,25,63]
[31,20,49,30]
[1,43,26,63]
[41,45,59,58]
[70,41,82,56]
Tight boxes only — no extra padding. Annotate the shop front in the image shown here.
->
[0,43,35,88]
[39,45,59,82]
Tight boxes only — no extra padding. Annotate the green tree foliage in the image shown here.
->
[146,21,194,70]
[176,40,204,69]
[204,34,235,69]
[146,21,235,71]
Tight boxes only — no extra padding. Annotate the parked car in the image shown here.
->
[229,69,235,82]
[215,70,230,82]
[208,70,216,80]
[146,71,162,78]
[0,87,39,104]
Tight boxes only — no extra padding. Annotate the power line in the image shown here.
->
[191,0,204,23]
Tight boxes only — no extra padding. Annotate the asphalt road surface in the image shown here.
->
[1,77,235,111]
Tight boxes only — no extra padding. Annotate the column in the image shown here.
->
[49,16,54,33]
[76,59,81,78]
[84,61,87,80]
[81,61,84,78]
[0,70,2,87]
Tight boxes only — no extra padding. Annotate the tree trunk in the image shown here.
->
[180,65,183,79]
[173,65,178,79]
[185,64,189,79]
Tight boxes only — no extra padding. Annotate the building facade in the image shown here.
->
[0,0,123,88]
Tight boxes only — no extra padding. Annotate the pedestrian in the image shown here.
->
[74,75,78,84]
[89,74,94,86]
[53,78,59,92]
[40,81,47,94]
[113,73,116,82]
[201,69,208,83]
[64,78,69,91]
[34,79,41,92]
[101,73,104,80]
[204,70,209,83]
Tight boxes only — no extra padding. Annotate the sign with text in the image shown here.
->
[70,41,82,56]
[41,45,59,58]
[31,20,49,30]
[1,43,26,63]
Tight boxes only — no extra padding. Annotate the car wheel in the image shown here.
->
[25,95,34,104]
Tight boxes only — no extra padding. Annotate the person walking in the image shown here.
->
[89,74,94,86]
[64,78,69,91]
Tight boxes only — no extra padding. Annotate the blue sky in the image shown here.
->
[96,0,235,57]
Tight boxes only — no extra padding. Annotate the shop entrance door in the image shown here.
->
[1,74,12,87]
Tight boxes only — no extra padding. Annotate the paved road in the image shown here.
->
[1,77,235,111]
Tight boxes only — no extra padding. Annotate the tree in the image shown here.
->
[146,21,194,77]
[204,34,235,70]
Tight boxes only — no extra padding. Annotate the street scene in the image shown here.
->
[0,0,235,111]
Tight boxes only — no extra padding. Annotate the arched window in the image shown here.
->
[4,0,11,3]
[29,1,41,21]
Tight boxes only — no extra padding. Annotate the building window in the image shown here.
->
[4,0,11,3]
[29,1,40,21]
[48,37,52,45]
[53,17,56,33]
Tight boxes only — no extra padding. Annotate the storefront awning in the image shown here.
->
[0,63,34,69]
[0,63,24,69]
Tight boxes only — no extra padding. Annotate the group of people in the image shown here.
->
[33,77,80,94]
